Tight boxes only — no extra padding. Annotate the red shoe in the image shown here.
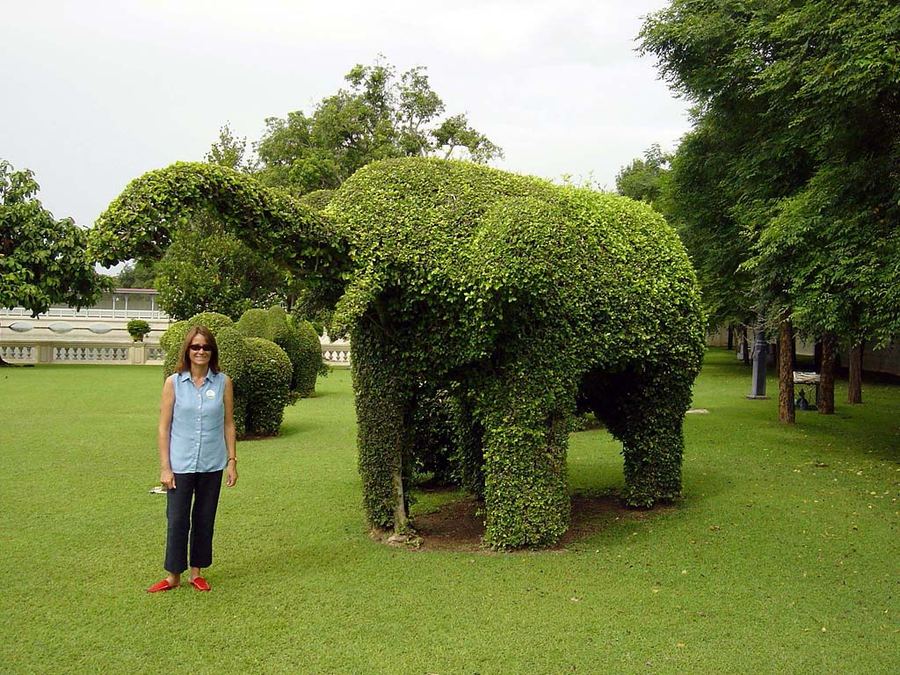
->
[190,576,211,592]
[147,578,177,593]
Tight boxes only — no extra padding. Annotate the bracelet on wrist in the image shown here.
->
[227,457,237,464]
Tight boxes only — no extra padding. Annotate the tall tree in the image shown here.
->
[255,59,503,195]
[116,260,157,288]
[641,0,900,420]
[205,123,255,172]
[0,160,109,364]
[615,144,671,210]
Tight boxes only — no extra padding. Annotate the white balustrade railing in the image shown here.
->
[1,345,34,361]
[54,345,131,362]
[4,306,168,320]
[2,308,352,367]
[322,347,351,365]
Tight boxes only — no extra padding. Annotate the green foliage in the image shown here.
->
[235,308,270,338]
[88,161,350,287]
[330,158,704,547]
[159,320,188,354]
[205,123,255,172]
[215,326,249,436]
[297,189,335,212]
[293,316,325,397]
[641,0,900,346]
[154,223,284,320]
[663,122,757,330]
[115,260,157,288]
[614,144,670,210]
[0,160,109,316]
[236,305,324,396]
[126,319,150,341]
[242,336,293,436]
[186,311,233,335]
[254,58,502,195]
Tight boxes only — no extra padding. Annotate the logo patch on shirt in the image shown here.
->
[205,389,216,399]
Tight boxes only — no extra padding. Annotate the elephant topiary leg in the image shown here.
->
[619,407,685,507]
[477,383,571,548]
[600,368,690,508]
[351,330,411,533]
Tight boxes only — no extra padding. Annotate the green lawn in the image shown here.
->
[0,350,897,673]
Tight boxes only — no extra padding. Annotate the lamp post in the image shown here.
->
[747,324,769,399]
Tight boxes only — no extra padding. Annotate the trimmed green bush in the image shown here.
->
[236,305,324,397]
[242,337,292,436]
[236,308,269,338]
[328,158,705,547]
[159,320,188,354]
[293,317,324,397]
[126,319,150,341]
[216,326,248,437]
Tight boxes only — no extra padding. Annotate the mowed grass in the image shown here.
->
[0,350,897,673]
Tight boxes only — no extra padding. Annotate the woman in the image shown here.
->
[147,326,238,592]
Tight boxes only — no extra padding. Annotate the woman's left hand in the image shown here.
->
[226,462,238,487]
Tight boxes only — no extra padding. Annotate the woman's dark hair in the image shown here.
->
[176,326,220,374]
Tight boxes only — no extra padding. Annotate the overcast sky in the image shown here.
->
[1,0,688,230]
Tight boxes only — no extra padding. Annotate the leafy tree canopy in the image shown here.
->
[0,160,108,316]
[254,58,503,195]
[641,0,900,346]
[116,260,157,289]
[153,217,285,320]
[205,123,255,173]
[615,144,671,210]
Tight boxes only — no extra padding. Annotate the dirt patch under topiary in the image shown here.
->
[372,492,676,553]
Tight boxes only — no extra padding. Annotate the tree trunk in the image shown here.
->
[391,461,409,534]
[848,341,864,404]
[818,333,836,414]
[740,326,750,365]
[778,319,795,424]
[727,325,734,351]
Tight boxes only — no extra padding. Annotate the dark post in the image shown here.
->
[747,326,769,399]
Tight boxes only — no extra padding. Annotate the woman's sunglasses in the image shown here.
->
[189,344,213,352]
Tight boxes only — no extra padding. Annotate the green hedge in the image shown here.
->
[242,337,292,436]
[329,158,705,547]
[236,305,323,397]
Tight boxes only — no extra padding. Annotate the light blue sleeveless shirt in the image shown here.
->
[169,369,228,473]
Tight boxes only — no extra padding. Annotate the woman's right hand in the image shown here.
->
[160,469,176,490]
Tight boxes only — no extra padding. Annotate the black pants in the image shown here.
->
[165,471,223,574]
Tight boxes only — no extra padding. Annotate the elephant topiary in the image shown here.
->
[91,158,704,548]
